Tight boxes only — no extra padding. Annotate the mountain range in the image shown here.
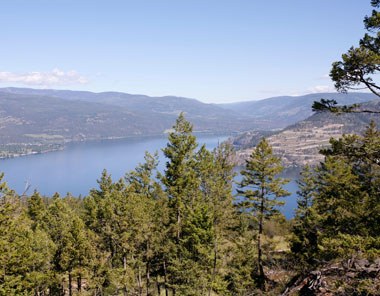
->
[219,92,378,128]
[0,87,378,159]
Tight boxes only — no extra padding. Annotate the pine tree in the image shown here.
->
[237,138,290,290]
[84,170,126,294]
[290,165,319,266]
[43,196,94,295]
[67,216,93,295]
[161,112,198,243]
[306,122,380,260]
[0,174,54,295]
[161,113,202,295]
[27,190,46,230]
[225,214,257,296]
[195,143,237,295]
[125,151,170,296]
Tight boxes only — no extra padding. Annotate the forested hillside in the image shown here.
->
[1,115,379,295]
[3,0,380,294]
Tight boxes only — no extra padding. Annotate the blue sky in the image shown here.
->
[0,0,373,103]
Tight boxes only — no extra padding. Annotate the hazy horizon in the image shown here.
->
[2,85,373,105]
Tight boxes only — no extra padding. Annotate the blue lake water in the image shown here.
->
[0,135,300,218]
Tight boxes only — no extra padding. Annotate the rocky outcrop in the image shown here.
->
[281,258,380,295]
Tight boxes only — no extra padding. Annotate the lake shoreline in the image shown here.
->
[0,131,235,161]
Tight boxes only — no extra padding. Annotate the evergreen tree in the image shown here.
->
[125,151,170,296]
[161,112,198,243]
[312,122,380,260]
[67,216,93,295]
[225,213,257,296]
[319,121,380,236]
[27,190,46,230]
[195,143,237,295]
[330,0,380,97]
[290,122,380,263]
[312,0,380,113]
[237,138,290,290]
[161,113,202,295]
[43,196,94,295]
[290,165,319,266]
[84,170,127,294]
[0,174,54,296]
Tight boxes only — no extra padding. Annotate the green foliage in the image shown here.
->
[330,1,380,97]
[320,233,380,260]
[290,165,319,266]
[0,174,54,295]
[3,114,380,295]
[237,137,290,290]
[312,0,380,113]
[291,121,380,267]
[225,215,258,296]
[237,138,290,219]
[312,98,361,114]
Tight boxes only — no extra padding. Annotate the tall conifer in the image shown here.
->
[237,138,290,290]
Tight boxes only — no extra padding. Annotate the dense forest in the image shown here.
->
[1,113,379,295]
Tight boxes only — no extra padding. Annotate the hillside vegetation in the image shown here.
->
[0,88,378,159]
[1,115,379,295]
[232,100,380,167]
[0,90,257,158]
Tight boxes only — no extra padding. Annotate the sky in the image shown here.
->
[0,0,374,103]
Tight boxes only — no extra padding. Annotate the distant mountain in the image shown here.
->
[0,92,170,150]
[231,99,380,167]
[0,89,261,158]
[219,93,379,128]
[0,87,239,119]
[2,87,379,160]
[0,87,274,131]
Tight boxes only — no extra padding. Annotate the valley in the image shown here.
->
[0,87,378,161]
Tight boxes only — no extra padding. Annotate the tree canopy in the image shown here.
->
[313,0,380,114]
[1,114,379,295]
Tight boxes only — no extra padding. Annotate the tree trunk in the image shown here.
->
[156,275,161,296]
[258,187,266,291]
[163,259,169,296]
[208,236,217,296]
[109,238,114,268]
[138,266,143,296]
[77,273,82,292]
[146,241,150,296]
[123,255,128,296]
[177,208,181,242]
[69,271,72,296]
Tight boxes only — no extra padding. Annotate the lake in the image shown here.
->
[0,135,299,218]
